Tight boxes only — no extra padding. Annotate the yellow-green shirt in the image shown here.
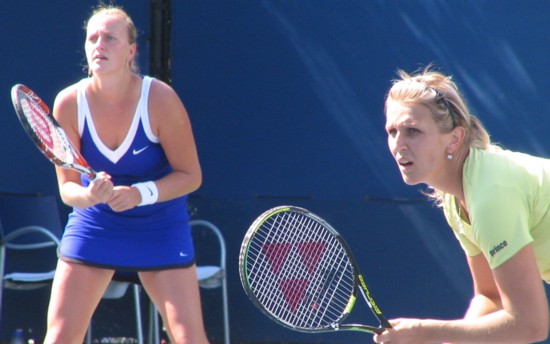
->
[443,148,550,283]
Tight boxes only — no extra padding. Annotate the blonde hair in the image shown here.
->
[84,4,140,75]
[385,66,500,205]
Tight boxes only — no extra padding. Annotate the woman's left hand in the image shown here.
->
[107,185,141,212]
[373,318,430,344]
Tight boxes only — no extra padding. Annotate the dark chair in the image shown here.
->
[0,193,63,329]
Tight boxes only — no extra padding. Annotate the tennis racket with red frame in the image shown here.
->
[239,205,392,335]
[10,84,96,179]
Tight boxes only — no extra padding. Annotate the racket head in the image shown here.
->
[11,84,96,179]
[239,205,362,333]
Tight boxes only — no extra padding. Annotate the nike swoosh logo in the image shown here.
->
[133,146,149,155]
[179,252,188,257]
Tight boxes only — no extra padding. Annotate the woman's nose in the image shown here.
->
[95,36,106,49]
[391,133,407,153]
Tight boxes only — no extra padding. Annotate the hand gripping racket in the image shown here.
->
[239,205,392,334]
[11,84,96,179]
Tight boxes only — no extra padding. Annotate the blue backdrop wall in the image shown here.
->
[2,1,550,343]
[172,2,550,342]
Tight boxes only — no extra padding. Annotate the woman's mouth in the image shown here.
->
[398,158,412,167]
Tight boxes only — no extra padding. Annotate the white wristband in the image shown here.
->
[132,181,159,206]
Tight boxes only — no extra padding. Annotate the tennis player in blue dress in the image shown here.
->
[44,5,209,344]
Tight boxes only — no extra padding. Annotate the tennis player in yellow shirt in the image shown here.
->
[377,66,550,343]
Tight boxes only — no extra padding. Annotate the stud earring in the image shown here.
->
[447,154,453,160]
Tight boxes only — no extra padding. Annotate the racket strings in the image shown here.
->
[305,222,354,328]
[20,94,74,163]
[248,212,299,311]
[295,217,349,328]
[246,210,355,330]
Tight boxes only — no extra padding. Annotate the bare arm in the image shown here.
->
[374,244,549,343]
[53,86,114,208]
[149,79,202,200]
[463,253,502,319]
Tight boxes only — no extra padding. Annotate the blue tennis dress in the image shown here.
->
[59,76,195,270]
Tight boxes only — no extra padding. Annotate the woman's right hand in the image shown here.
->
[86,171,114,205]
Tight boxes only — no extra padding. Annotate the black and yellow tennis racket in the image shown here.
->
[239,205,392,335]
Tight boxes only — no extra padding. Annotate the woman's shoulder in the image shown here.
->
[146,76,176,97]
[52,79,89,126]
[146,76,182,110]
[54,79,88,105]
[470,147,544,170]
[53,82,83,114]
[465,147,548,196]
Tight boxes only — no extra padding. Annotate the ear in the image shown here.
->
[447,126,466,155]
[128,43,137,62]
